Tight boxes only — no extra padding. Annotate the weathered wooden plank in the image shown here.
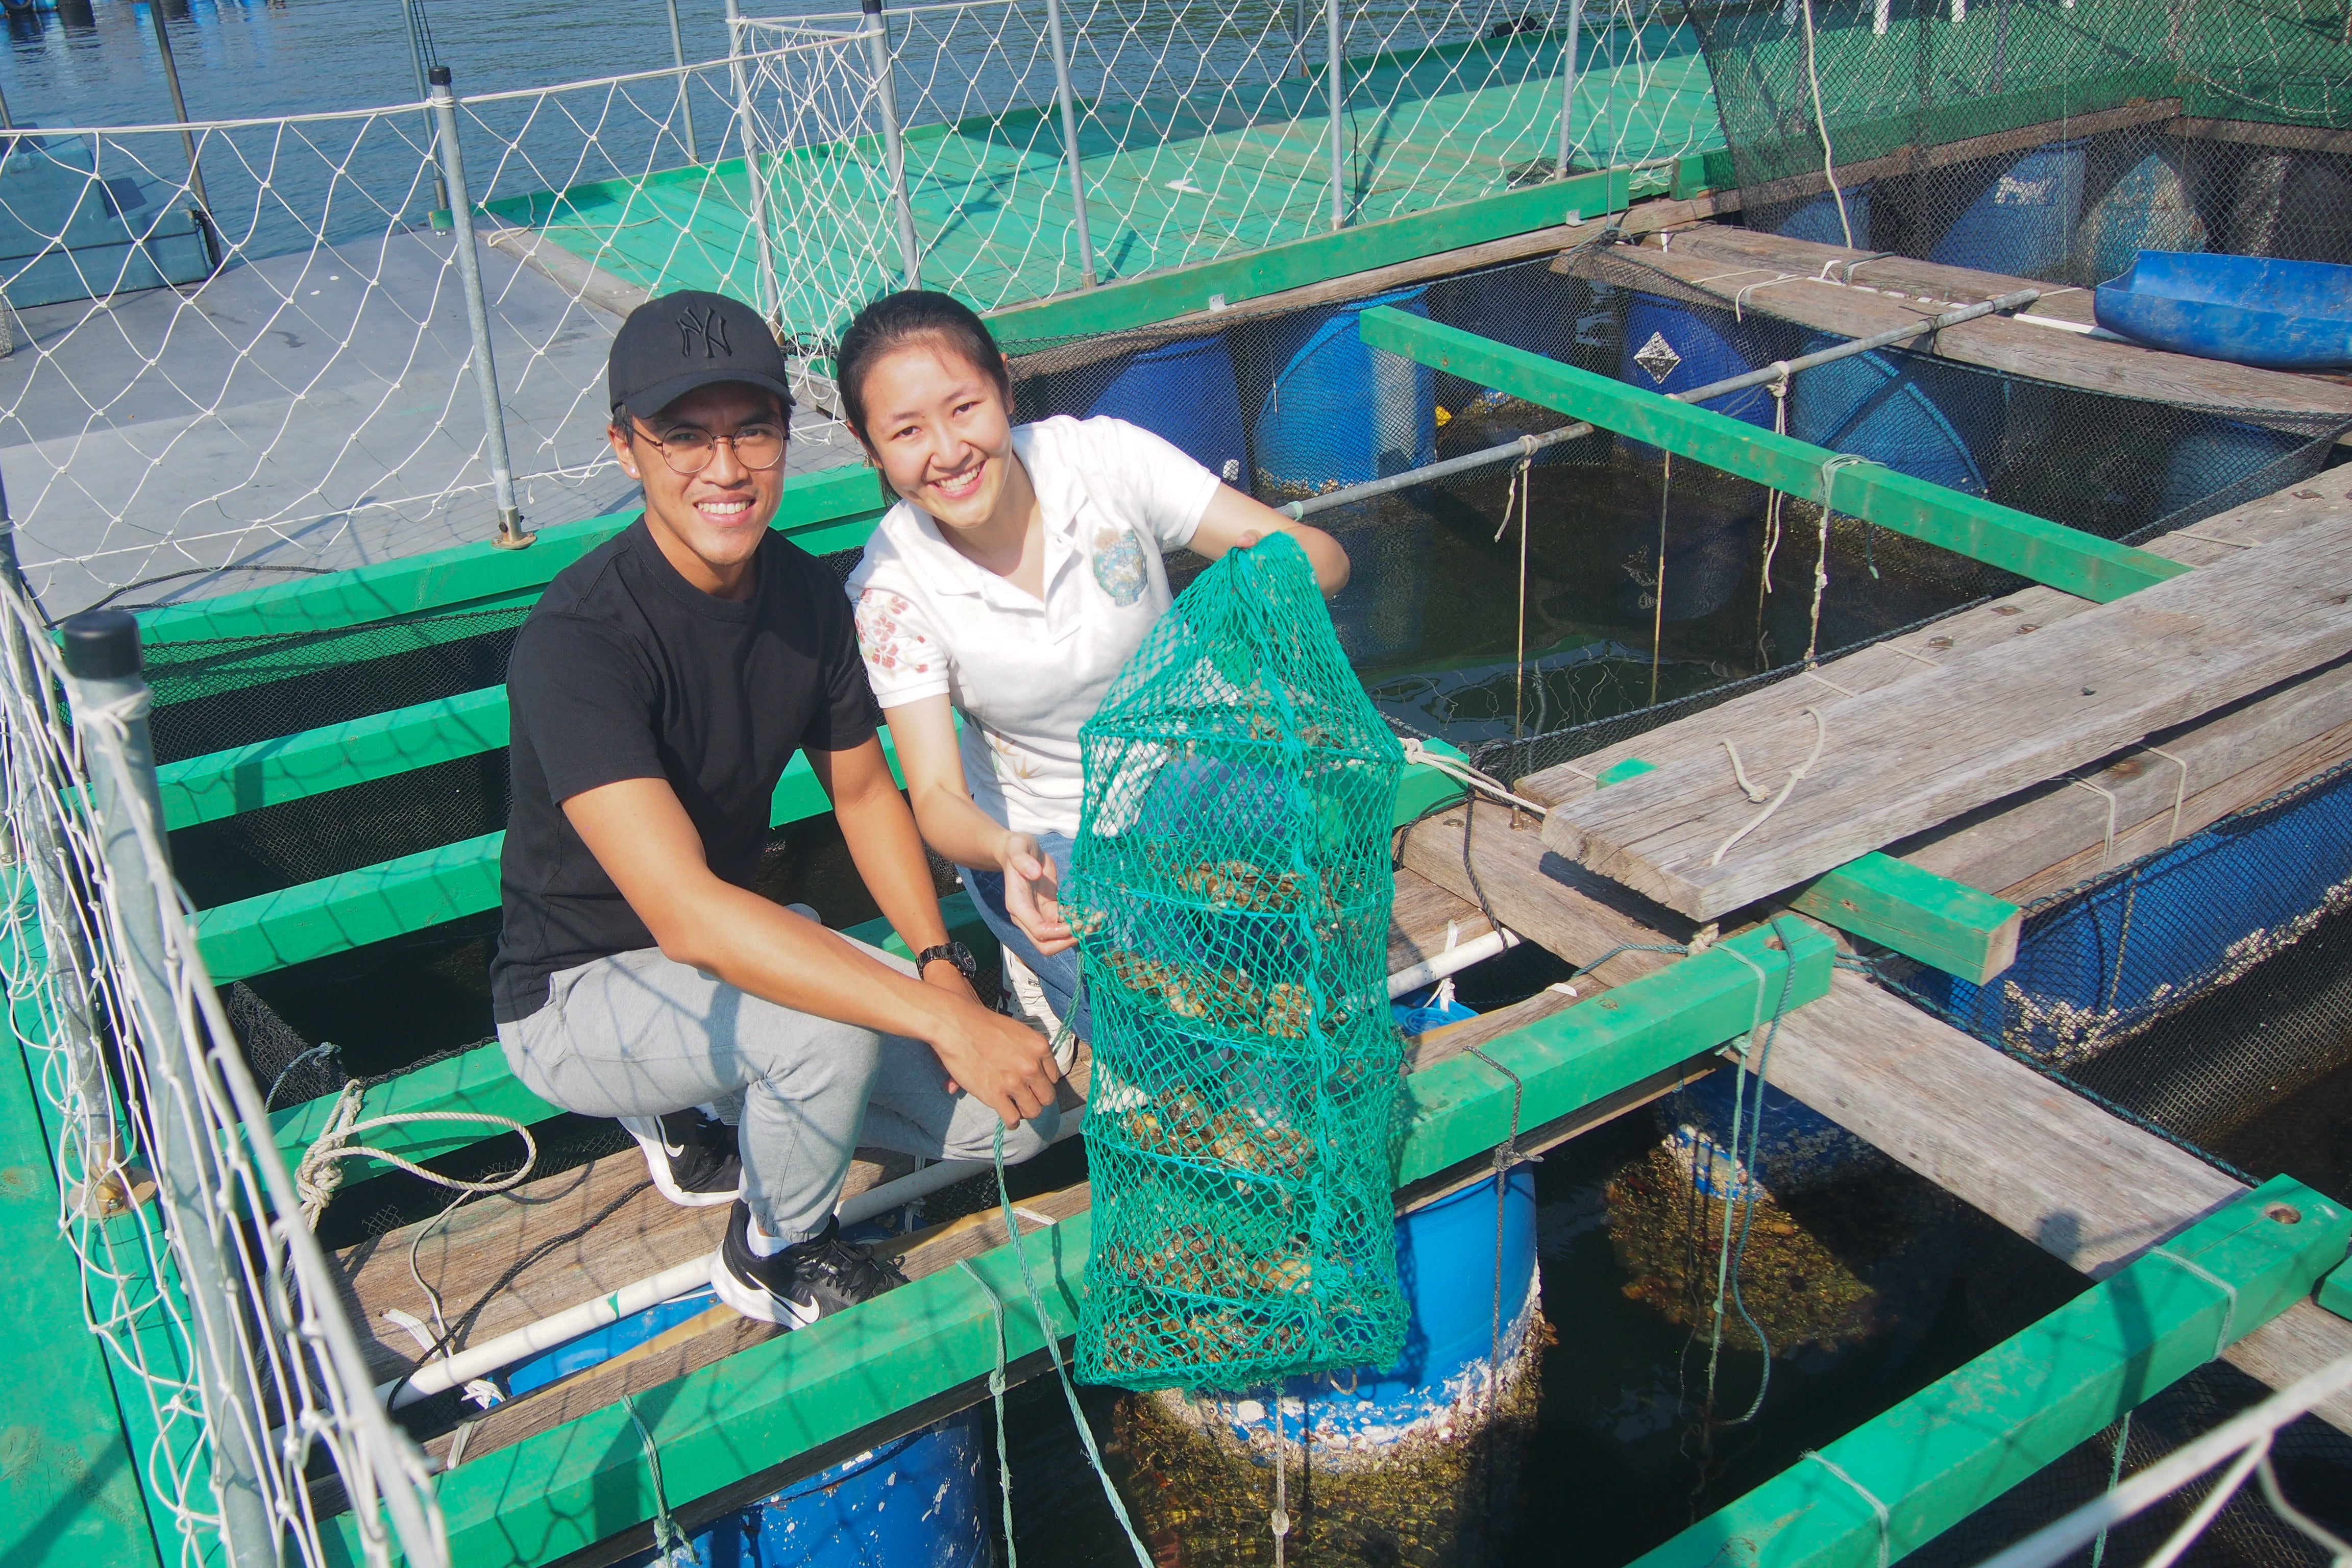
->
[1762,966,2352,1432]
[1579,227,2352,421]
[1539,507,2352,920]
[1386,866,1496,971]
[1361,308,2187,603]
[1786,852,2020,984]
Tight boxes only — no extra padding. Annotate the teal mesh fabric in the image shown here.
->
[1065,533,1408,1391]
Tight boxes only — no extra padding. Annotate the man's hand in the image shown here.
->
[925,996,1062,1128]
[998,832,1075,954]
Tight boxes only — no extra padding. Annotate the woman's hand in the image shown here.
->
[998,832,1076,954]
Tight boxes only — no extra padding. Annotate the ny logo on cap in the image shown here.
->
[677,305,732,360]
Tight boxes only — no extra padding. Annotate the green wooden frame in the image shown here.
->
[1788,852,2022,986]
[324,920,1834,1566]
[1632,1175,2348,1568]
[1357,309,2187,604]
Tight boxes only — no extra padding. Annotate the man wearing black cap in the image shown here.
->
[490,289,1063,1328]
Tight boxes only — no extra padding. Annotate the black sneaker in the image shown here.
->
[712,1204,908,1327]
[618,1109,741,1208]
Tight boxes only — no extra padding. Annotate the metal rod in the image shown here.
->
[1044,0,1095,288]
[429,66,532,550]
[1553,0,1581,179]
[666,0,700,165]
[723,0,782,322]
[1324,0,1345,229]
[861,0,923,286]
[143,1,219,270]
[1284,287,2041,519]
[59,609,277,1568]
[396,0,452,216]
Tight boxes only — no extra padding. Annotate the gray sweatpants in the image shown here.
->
[497,934,1057,1244]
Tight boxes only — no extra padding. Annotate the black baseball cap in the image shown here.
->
[608,289,794,423]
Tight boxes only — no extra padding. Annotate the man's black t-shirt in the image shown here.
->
[491,518,880,1024]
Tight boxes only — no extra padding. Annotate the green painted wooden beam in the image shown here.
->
[160,689,511,830]
[2321,1257,2352,1321]
[324,914,1837,1567]
[1788,852,2022,986]
[1632,1175,2349,1568]
[261,892,999,1184]
[136,465,886,651]
[987,168,1631,352]
[1398,919,1834,1183]
[1357,309,2187,604]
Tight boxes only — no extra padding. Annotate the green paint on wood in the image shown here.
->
[1596,757,1658,788]
[325,919,1840,1566]
[1790,852,2023,985]
[1357,309,2187,604]
[159,689,512,830]
[2321,1257,2352,1321]
[1631,1176,2349,1568]
[1394,740,1471,828]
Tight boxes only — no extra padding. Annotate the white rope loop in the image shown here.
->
[1710,707,1828,867]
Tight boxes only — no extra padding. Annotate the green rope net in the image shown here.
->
[1067,533,1408,1392]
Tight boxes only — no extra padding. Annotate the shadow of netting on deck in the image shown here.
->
[1889,760,2352,1172]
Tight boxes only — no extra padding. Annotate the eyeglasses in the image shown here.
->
[635,420,788,476]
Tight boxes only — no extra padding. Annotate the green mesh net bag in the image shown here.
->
[1065,533,1408,1392]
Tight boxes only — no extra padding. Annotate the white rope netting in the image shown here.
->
[0,567,448,1568]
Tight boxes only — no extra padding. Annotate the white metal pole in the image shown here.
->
[1325,0,1345,229]
[861,0,925,286]
[665,0,701,165]
[1045,0,1097,287]
[397,0,453,214]
[61,610,276,1568]
[428,67,532,550]
[1554,0,1582,179]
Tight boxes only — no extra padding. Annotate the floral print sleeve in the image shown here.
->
[853,585,949,701]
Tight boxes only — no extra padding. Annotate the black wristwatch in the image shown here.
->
[917,940,978,984]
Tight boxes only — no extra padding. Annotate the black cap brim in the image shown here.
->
[615,367,796,424]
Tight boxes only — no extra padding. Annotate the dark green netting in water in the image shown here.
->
[1067,533,1407,1391]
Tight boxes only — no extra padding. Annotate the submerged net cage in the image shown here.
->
[1066,534,1410,1391]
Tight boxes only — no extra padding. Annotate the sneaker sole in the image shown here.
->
[710,1253,822,1328]
[618,1116,740,1208]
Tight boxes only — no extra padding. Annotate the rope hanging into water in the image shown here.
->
[1496,454,1535,745]
[958,1259,1022,1567]
[2089,1411,2133,1568]
[990,1117,1156,1568]
[1651,451,1673,708]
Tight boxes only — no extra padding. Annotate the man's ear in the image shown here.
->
[608,421,640,479]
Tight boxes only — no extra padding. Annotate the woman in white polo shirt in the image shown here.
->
[840,291,1349,1041]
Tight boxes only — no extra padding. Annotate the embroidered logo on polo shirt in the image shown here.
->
[1091,525,1147,606]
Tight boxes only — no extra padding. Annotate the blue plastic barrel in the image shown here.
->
[2155,421,2307,521]
[1929,141,2087,278]
[1619,295,1791,429]
[1787,335,1996,497]
[1082,334,1250,483]
[2075,150,2207,284]
[1909,767,2352,1066]
[1251,286,1438,497]
[1185,1168,1537,1448]
[1772,185,1871,249]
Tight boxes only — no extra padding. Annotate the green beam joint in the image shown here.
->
[1632,1177,2349,1568]
[1788,852,2022,985]
[1356,309,2186,605]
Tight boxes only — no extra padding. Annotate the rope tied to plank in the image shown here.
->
[2146,1244,2240,1361]
[293,1079,538,1230]
[1398,736,1551,818]
[1462,1042,1542,1416]
[1806,454,1874,665]
[1801,1450,1893,1568]
[622,1393,696,1565]
[1711,707,1828,867]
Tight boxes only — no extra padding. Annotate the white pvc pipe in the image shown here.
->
[390,940,1530,1408]
[1386,926,1521,999]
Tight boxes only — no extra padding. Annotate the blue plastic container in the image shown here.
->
[1619,295,1790,429]
[1082,333,1251,482]
[1909,766,2352,1064]
[2095,251,2352,372]
[2155,421,2309,521]
[1251,286,1438,496]
[506,1289,722,1396]
[1772,185,1871,250]
[1787,335,1996,497]
[1929,141,2087,278]
[2074,151,2207,284]
[1203,1168,1537,1447]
